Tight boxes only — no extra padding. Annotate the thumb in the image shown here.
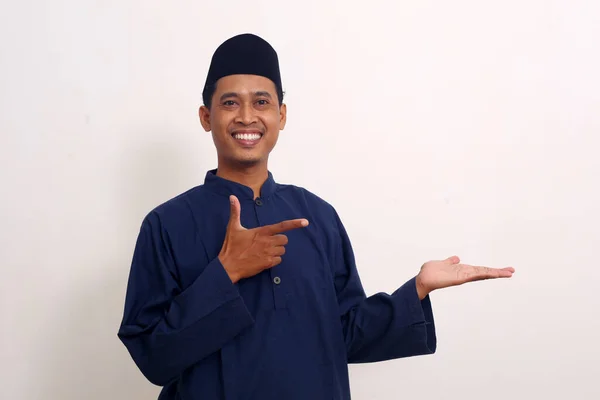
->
[227,195,243,230]
[445,255,460,264]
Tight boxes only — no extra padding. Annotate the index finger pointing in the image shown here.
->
[260,219,309,235]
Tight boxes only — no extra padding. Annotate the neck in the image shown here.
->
[216,161,269,199]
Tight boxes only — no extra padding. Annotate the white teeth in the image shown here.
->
[234,133,261,141]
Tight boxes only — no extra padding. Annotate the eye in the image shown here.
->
[223,100,236,106]
[256,99,269,106]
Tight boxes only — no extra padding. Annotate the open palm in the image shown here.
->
[416,256,515,299]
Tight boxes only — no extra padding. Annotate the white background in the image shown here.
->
[2,1,599,399]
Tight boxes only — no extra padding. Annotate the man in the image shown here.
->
[117,33,514,399]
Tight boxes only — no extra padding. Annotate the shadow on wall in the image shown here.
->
[33,135,205,400]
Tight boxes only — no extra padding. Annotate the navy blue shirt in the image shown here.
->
[118,169,436,400]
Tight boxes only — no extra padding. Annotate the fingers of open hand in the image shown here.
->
[461,265,514,282]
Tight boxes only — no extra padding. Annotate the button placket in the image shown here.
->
[253,196,287,310]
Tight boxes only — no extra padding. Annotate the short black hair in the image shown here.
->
[202,81,285,110]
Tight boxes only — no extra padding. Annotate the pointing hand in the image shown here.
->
[415,256,515,300]
[218,195,309,283]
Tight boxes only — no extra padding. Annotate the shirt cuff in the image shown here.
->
[401,276,437,353]
[166,256,252,327]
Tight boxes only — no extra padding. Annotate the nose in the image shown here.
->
[235,103,258,125]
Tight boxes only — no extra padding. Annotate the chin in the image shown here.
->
[233,156,264,167]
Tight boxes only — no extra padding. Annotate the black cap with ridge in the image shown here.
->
[202,33,282,105]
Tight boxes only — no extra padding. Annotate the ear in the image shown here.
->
[279,103,287,130]
[199,105,211,132]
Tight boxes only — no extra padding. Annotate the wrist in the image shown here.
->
[218,255,239,284]
[415,274,430,300]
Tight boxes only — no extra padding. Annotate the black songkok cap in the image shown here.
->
[202,33,282,105]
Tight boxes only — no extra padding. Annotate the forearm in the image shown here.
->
[118,257,254,386]
[343,277,436,363]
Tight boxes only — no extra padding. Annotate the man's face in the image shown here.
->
[199,74,286,167]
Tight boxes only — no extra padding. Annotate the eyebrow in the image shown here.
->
[254,91,273,99]
[219,91,273,102]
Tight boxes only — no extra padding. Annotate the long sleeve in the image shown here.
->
[117,211,254,386]
[329,211,437,363]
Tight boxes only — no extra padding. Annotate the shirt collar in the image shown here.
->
[203,169,278,200]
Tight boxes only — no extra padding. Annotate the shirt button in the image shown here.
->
[255,198,263,206]
[273,276,281,285]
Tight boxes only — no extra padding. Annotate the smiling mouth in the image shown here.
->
[232,132,262,141]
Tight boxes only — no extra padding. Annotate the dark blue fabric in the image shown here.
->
[118,170,437,400]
